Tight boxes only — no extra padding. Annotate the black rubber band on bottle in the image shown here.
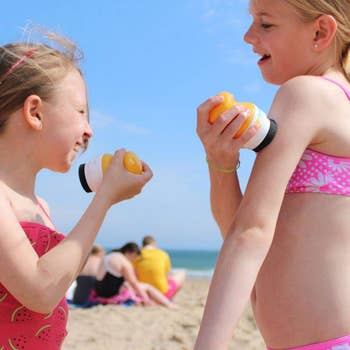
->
[253,119,278,152]
[78,164,92,193]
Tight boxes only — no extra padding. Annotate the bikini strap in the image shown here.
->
[36,198,56,229]
[321,76,350,100]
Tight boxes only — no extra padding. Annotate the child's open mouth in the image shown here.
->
[258,54,271,64]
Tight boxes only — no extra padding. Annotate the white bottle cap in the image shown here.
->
[78,155,104,193]
[243,108,277,151]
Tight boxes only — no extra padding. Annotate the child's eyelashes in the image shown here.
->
[261,23,273,29]
[79,109,90,123]
[249,20,274,30]
[78,109,88,118]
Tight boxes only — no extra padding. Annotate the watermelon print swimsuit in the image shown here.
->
[0,206,68,349]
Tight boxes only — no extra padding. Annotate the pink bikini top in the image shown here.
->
[286,77,350,196]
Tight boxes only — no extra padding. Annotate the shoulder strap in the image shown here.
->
[36,198,55,229]
[321,76,350,100]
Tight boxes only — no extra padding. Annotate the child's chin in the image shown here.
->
[261,72,284,86]
[50,164,71,173]
[63,164,72,173]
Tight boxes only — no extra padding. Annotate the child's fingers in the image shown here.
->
[107,149,126,169]
[141,161,153,181]
[210,105,246,135]
[197,95,224,115]
[112,149,125,161]
[196,95,224,131]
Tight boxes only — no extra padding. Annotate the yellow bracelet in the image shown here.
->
[206,157,240,173]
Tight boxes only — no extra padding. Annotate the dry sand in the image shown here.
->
[63,279,265,350]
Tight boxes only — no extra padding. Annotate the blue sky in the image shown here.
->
[3,1,278,250]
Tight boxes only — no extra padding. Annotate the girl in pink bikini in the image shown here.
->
[195,1,350,349]
[0,31,152,349]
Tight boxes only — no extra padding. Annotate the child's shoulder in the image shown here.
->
[272,75,340,117]
[0,184,18,225]
[278,75,332,98]
[277,75,345,102]
[0,182,12,206]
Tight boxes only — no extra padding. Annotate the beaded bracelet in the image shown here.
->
[206,157,240,173]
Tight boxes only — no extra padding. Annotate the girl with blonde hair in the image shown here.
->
[0,30,152,349]
[195,0,350,349]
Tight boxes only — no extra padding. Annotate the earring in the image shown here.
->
[314,43,319,48]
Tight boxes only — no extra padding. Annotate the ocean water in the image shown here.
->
[167,249,219,279]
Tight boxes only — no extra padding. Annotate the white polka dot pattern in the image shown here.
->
[286,149,350,195]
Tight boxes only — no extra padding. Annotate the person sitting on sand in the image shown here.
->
[133,236,185,299]
[91,242,175,307]
[72,244,105,306]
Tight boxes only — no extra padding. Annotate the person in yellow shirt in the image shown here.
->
[134,236,185,299]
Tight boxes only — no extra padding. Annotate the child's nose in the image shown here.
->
[244,25,257,45]
[84,122,93,139]
[82,122,93,148]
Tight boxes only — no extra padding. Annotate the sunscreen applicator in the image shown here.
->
[79,152,142,193]
[209,92,277,152]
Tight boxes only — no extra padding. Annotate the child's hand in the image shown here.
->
[196,95,259,170]
[97,149,153,206]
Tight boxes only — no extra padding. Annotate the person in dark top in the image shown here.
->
[94,242,175,307]
[72,244,105,305]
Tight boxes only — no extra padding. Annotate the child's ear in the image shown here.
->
[313,14,337,51]
[23,95,43,130]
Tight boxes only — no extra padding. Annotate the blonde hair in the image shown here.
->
[285,0,350,79]
[0,30,84,133]
[90,244,105,256]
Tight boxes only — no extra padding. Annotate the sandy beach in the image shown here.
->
[63,279,265,350]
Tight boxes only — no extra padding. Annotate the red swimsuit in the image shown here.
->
[0,222,68,349]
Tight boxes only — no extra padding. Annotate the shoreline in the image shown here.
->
[63,279,265,350]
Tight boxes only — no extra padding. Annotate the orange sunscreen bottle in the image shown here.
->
[209,91,277,152]
[78,151,142,193]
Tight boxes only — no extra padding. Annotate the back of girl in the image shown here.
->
[93,242,175,308]
[0,29,152,349]
[195,1,350,350]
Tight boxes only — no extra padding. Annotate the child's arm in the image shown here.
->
[196,96,258,237]
[194,76,328,349]
[0,150,152,313]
